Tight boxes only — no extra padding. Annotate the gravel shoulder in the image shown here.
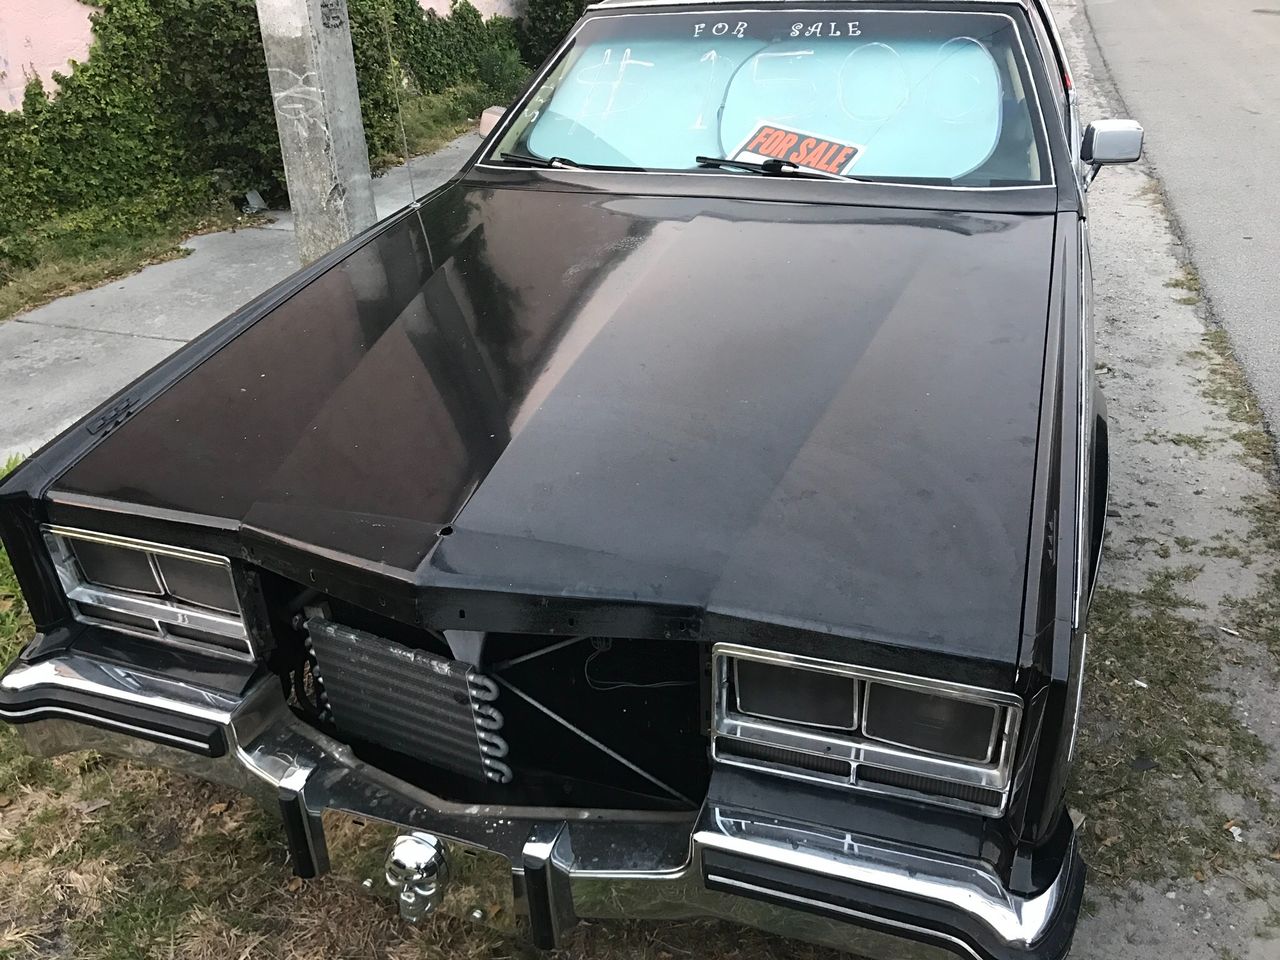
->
[1054,1,1280,957]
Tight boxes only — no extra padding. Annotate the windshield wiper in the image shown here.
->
[501,151,585,169]
[695,155,855,182]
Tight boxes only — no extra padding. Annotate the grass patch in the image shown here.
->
[1166,265,1203,305]
[374,85,494,168]
[1141,430,1219,455]
[0,456,62,798]
[0,84,493,325]
[0,203,253,324]
[1223,495,1280,660]
[1200,328,1276,472]
[1071,566,1272,887]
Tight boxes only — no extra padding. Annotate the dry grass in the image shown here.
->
[0,207,262,324]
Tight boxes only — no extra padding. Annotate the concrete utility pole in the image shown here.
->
[256,0,377,263]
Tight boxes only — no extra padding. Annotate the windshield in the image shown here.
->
[490,7,1050,186]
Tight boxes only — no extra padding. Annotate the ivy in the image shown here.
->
[518,0,590,65]
[0,0,529,282]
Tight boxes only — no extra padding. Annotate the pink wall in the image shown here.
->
[0,0,520,112]
[0,0,95,111]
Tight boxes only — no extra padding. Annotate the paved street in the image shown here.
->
[0,132,482,462]
[1084,0,1280,428]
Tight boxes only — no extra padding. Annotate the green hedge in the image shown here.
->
[0,0,541,282]
[518,0,590,65]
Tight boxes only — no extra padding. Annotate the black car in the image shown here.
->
[0,1,1144,957]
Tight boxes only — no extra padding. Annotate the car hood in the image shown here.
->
[53,182,1056,664]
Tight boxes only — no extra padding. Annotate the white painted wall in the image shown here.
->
[419,0,520,18]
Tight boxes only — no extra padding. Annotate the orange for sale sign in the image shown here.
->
[733,124,863,176]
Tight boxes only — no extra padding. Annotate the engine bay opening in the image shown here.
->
[258,572,710,811]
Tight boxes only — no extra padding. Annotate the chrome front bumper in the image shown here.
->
[0,651,1084,960]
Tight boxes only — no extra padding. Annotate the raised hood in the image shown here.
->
[52,182,1056,664]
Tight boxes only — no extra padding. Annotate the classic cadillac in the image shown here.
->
[0,1,1144,957]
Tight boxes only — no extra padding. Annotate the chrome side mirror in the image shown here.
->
[1081,119,1144,186]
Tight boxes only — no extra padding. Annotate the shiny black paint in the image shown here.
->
[0,0,1104,876]
[48,185,1057,672]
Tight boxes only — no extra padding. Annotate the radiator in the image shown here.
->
[304,617,512,784]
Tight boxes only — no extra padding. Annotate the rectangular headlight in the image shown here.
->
[862,682,1000,763]
[44,526,253,661]
[70,537,163,595]
[712,644,1020,816]
[735,657,858,730]
[153,553,239,613]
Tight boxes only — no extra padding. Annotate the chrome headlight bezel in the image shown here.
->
[711,643,1022,816]
[43,525,254,662]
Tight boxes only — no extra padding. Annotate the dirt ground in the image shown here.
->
[1055,0,1280,956]
[2,3,1280,959]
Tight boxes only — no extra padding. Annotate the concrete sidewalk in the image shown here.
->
[0,132,483,463]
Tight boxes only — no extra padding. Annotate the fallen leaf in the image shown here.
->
[0,795,11,810]
[286,876,303,892]
[71,799,110,816]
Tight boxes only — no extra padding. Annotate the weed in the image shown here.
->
[1166,265,1202,296]
[1071,567,1272,887]
[0,204,251,323]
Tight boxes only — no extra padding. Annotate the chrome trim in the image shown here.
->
[697,809,1070,949]
[1072,220,1091,628]
[0,655,242,724]
[2,650,1080,957]
[719,644,1023,707]
[711,644,1021,814]
[43,525,254,662]
[1066,631,1087,764]
[0,704,211,752]
[45,525,235,566]
[477,7,1056,193]
[705,875,980,960]
[67,584,246,641]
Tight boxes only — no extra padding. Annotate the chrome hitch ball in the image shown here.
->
[384,832,450,922]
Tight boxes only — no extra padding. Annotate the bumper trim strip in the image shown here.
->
[707,873,980,960]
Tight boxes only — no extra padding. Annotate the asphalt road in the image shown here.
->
[1082,0,1280,429]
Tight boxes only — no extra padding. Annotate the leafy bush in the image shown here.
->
[518,0,590,65]
[0,0,528,284]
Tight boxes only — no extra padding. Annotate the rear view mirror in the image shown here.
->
[1081,119,1144,185]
